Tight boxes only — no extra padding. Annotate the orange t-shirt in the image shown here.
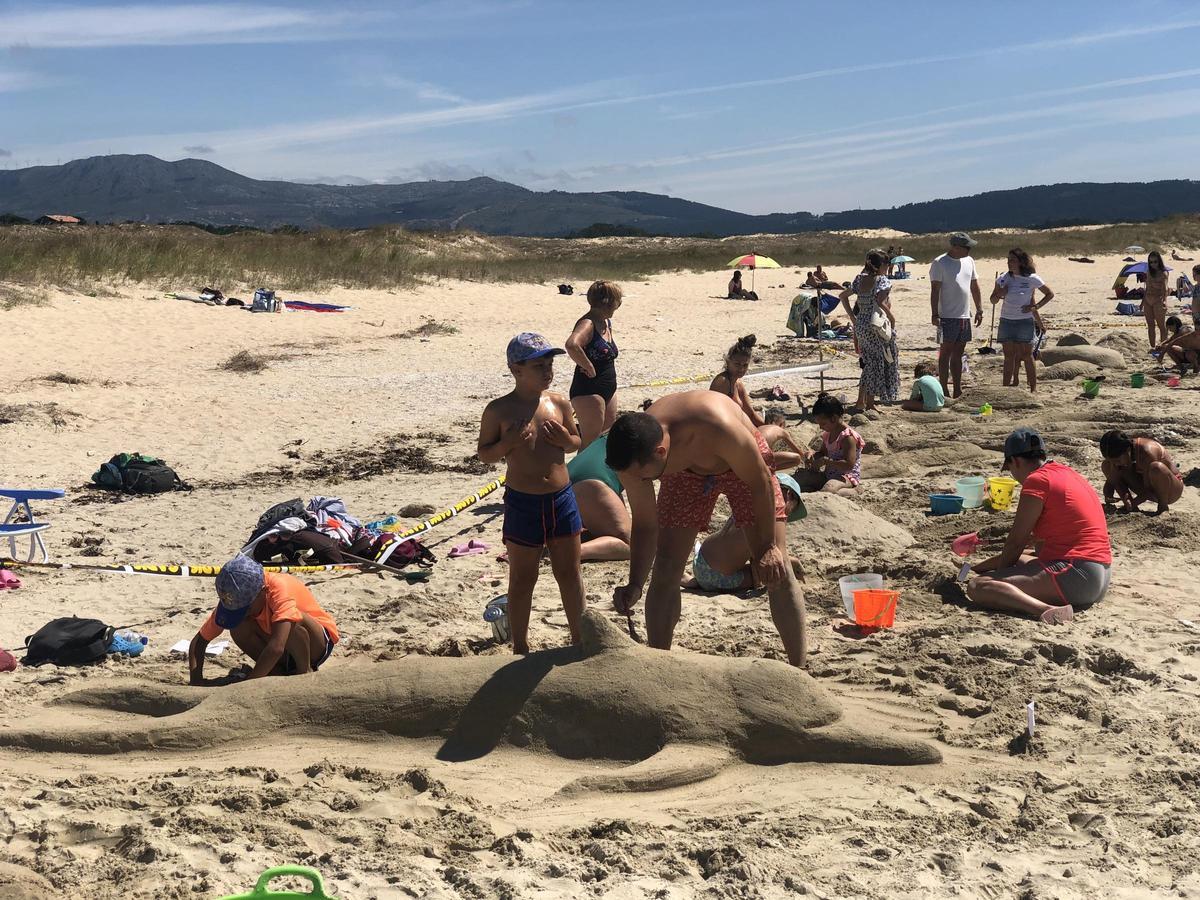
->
[199,572,339,644]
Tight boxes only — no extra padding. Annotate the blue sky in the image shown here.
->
[2,0,1200,213]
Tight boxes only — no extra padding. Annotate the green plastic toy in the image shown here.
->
[218,866,335,900]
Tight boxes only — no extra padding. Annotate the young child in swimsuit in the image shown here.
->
[797,393,864,494]
[477,333,586,654]
[1099,429,1184,515]
[1155,316,1200,374]
[682,474,807,592]
[710,334,764,426]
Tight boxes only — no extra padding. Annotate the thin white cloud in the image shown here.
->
[1,4,349,48]
[0,70,46,92]
[364,76,467,104]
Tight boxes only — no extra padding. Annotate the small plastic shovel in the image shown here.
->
[951,532,981,557]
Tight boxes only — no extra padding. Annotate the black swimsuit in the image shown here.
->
[569,318,619,402]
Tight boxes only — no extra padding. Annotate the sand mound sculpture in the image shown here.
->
[1042,360,1105,380]
[1038,345,1127,369]
[0,611,940,791]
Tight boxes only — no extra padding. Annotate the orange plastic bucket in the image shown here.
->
[853,589,898,630]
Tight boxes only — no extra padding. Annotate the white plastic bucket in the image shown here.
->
[955,477,986,509]
[839,573,884,619]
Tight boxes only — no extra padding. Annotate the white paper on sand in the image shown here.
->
[169,639,228,656]
[1026,701,1036,737]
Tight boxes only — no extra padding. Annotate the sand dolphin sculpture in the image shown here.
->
[1,611,940,791]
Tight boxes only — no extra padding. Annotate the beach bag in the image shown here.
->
[1116,302,1140,316]
[23,616,113,667]
[557,284,574,295]
[870,307,892,342]
[251,289,277,312]
[248,498,312,545]
[92,453,187,494]
[373,533,437,569]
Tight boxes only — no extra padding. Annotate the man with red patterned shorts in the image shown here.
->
[605,391,807,667]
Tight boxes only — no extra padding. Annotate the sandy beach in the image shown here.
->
[2,248,1199,899]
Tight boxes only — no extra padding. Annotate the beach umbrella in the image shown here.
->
[891,255,915,264]
[1119,261,1172,277]
[726,253,781,292]
[1125,245,1146,253]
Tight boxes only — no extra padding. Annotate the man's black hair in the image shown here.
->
[606,413,663,471]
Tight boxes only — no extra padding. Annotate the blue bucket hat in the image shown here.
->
[507,332,566,366]
[776,473,808,522]
[214,554,264,629]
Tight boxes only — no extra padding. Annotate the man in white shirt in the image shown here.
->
[929,232,983,398]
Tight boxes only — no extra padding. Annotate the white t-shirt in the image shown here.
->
[996,272,1046,320]
[930,253,978,319]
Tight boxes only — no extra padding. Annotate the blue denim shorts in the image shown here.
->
[997,317,1036,344]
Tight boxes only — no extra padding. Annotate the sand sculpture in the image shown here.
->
[1038,345,1127,369]
[1,611,939,791]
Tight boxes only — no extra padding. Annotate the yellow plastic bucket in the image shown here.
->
[986,476,1019,511]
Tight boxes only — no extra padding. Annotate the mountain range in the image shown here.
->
[2,155,1199,237]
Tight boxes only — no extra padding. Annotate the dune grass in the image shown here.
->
[1,217,1197,294]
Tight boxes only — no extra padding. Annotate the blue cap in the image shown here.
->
[775,473,807,522]
[507,332,565,366]
[214,554,264,629]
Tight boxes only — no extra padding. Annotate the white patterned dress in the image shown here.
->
[852,273,900,402]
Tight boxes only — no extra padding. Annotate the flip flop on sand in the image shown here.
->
[0,569,20,590]
[449,539,490,559]
[1039,605,1074,625]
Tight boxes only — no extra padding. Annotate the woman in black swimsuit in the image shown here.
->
[566,280,623,449]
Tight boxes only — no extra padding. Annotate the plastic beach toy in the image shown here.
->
[951,532,982,557]
[1082,378,1101,398]
[986,476,1019,511]
[955,477,986,509]
[218,866,335,900]
[929,494,965,516]
[839,573,883,619]
[977,403,992,416]
[853,589,898,631]
[1131,372,1145,388]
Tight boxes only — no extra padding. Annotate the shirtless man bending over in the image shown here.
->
[605,391,808,666]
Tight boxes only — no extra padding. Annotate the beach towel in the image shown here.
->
[284,301,350,313]
[1116,302,1141,316]
[819,293,841,315]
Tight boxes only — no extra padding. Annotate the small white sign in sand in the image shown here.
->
[169,639,228,656]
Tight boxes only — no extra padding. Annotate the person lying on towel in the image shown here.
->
[187,555,338,685]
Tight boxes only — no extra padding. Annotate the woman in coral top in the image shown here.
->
[965,428,1112,625]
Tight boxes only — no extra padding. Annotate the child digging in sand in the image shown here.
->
[683,474,807,592]
[477,333,586,654]
[795,393,864,493]
[710,334,765,426]
[900,361,946,412]
[1099,429,1184,515]
[1155,316,1200,374]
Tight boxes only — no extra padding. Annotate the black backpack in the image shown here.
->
[247,498,313,544]
[92,453,188,494]
[24,617,113,667]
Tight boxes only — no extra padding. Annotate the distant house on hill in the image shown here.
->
[35,214,84,225]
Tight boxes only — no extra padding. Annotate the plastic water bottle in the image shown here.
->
[108,630,148,656]
[483,596,510,644]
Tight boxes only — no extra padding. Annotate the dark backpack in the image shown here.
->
[557,284,574,295]
[24,616,113,667]
[248,498,313,545]
[92,453,188,494]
